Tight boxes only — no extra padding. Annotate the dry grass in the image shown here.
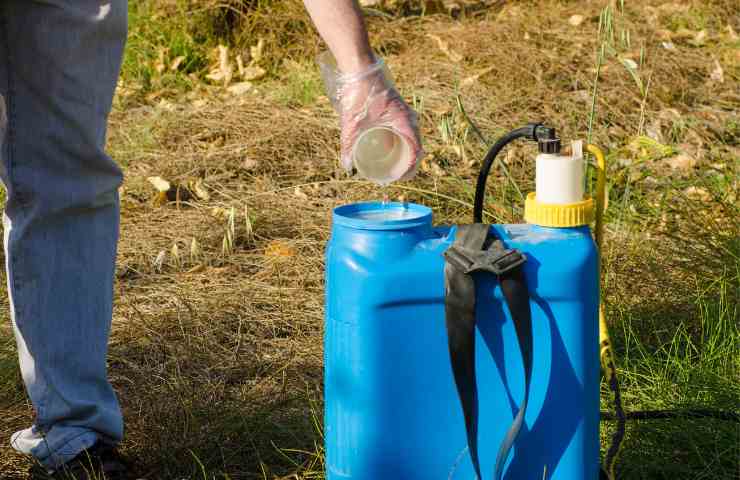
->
[0,0,738,478]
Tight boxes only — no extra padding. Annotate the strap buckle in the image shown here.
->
[444,245,526,276]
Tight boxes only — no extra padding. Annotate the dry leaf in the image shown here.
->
[568,14,584,26]
[227,82,253,95]
[679,140,704,162]
[148,176,210,205]
[145,89,165,102]
[666,153,697,171]
[726,25,738,41]
[211,207,230,220]
[293,186,308,200]
[620,57,638,70]
[243,205,253,240]
[218,45,233,85]
[206,45,233,86]
[672,28,698,41]
[154,47,167,74]
[688,30,707,46]
[236,55,246,78]
[710,60,724,83]
[190,237,201,260]
[171,243,181,267]
[241,65,266,81]
[683,186,711,202]
[156,99,175,111]
[645,120,663,142]
[265,240,296,259]
[656,29,674,41]
[147,176,171,192]
[243,158,258,171]
[427,34,463,62]
[430,161,444,177]
[186,264,206,274]
[461,66,495,87]
[250,39,265,64]
[170,56,186,71]
[188,178,210,201]
[419,156,432,174]
[153,250,166,272]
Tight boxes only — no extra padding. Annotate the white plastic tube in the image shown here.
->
[535,147,584,204]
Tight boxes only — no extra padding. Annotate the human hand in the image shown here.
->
[319,54,423,180]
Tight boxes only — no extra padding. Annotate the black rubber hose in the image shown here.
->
[473,127,534,223]
[601,409,740,422]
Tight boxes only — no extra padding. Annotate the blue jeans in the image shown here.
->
[0,0,127,470]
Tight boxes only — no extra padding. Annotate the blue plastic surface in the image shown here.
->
[325,202,600,480]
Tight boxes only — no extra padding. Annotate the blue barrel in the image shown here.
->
[324,202,600,480]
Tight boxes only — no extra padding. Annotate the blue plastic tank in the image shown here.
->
[324,201,600,480]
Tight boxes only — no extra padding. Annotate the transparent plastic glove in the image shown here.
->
[319,52,423,182]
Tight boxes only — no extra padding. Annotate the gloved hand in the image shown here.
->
[319,53,423,180]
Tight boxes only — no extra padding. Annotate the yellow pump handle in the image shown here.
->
[588,145,612,367]
[588,145,610,351]
[587,144,623,480]
[590,144,606,253]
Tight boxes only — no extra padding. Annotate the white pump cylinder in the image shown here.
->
[535,140,584,204]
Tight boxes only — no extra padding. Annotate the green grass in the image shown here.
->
[602,270,739,479]
[122,1,212,97]
[120,0,324,101]
[270,61,324,108]
[665,6,713,32]
[0,333,22,406]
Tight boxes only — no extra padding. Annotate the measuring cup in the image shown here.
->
[352,126,412,185]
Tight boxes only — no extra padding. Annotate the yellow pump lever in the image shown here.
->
[588,144,623,480]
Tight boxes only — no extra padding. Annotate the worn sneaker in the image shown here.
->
[30,442,130,480]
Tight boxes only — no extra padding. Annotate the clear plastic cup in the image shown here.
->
[352,127,412,185]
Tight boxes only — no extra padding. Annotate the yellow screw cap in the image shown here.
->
[524,192,594,227]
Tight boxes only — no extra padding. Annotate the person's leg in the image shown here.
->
[0,0,127,470]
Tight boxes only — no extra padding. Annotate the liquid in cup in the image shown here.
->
[352,127,412,185]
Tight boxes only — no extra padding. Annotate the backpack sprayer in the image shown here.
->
[323,123,738,480]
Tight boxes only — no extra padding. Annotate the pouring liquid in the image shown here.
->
[353,127,411,185]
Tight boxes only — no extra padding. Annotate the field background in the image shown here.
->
[0,0,738,479]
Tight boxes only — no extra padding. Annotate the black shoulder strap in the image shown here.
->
[443,224,533,480]
[443,225,489,479]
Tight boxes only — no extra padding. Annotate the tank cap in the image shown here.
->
[332,202,432,231]
[524,192,594,227]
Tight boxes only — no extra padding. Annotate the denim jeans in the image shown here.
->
[0,0,127,470]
